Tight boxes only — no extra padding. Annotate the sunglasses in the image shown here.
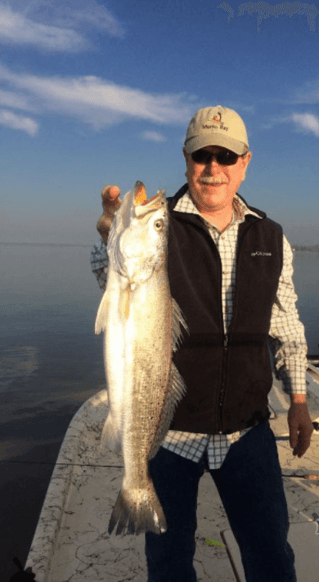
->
[191,148,243,166]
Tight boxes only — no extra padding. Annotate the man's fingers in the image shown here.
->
[97,185,121,243]
[293,439,307,458]
[292,431,312,457]
[109,185,121,199]
[289,425,298,449]
[101,185,121,205]
[97,214,112,235]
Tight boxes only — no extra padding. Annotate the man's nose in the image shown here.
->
[206,155,221,169]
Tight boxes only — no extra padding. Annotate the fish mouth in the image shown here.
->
[134,181,148,205]
[133,181,166,217]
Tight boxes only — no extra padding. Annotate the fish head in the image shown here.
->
[108,182,168,286]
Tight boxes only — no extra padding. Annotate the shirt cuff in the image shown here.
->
[276,363,307,396]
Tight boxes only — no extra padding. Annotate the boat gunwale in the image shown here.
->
[25,389,109,581]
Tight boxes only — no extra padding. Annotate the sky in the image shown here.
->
[0,0,319,246]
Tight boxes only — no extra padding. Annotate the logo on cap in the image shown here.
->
[203,111,229,133]
[212,112,222,124]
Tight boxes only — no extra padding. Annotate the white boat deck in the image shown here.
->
[25,370,319,582]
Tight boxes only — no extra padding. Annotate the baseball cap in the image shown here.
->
[184,106,249,155]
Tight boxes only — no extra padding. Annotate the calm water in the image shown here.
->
[0,243,318,579]
[0,244,106,457]
[0,243,105,580]
[292,251,319,355]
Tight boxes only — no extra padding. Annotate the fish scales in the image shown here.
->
[95,181,188,535]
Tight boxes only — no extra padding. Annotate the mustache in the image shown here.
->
[200,176,228,185]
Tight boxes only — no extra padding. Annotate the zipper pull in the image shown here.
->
[223,335,228,349]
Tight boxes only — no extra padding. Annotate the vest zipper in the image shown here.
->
[219,334,228,430]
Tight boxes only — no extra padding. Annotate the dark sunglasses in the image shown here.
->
[191,148,243,166]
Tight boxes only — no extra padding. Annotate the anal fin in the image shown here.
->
[172,298,189,352]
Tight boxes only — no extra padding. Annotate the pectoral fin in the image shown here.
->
[119,288,130,319]
[95,291,109,334]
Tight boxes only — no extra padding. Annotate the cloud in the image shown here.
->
[294,81,319,105]
[227,103,256,115]
[60,5,125,37]
[0,108,38,136]
[0,4,87,52]
[142,131,167,142]
[260,111,319,138]
[0,1,124,52]
[0,88,35,111]
[0,63,193,128]
[259,114,291,130]
[291,113,319,137]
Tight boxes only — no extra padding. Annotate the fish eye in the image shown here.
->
[154,219,164,231]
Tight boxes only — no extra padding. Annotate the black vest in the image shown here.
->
[167,185,283,435]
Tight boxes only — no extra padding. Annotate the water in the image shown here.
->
[0,244,318,579]
[0,243,104,580]
[292,251,319,356]
[0,244,105,455]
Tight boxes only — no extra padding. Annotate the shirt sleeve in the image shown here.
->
[268,234,308,396]
[90,240,108,292]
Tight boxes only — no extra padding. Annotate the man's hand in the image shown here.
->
[96,185,121,244]
[288,401,313,458]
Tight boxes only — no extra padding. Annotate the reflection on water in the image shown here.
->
[0,346,38,388]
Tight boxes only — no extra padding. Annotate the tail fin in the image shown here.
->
[108,481,167,536]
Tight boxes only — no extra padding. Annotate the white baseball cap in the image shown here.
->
[184,106,249,155]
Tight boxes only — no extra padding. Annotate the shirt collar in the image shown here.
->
[174,189,261,228]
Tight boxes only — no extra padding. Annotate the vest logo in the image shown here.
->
[251,251,272,256]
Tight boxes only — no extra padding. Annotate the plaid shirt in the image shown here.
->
[91,191,308,469]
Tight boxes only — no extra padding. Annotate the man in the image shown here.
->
[91,106,313,582]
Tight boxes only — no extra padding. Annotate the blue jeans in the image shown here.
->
[145,421,297,582]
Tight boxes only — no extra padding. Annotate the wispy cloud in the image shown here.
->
[0,108,38,136]
[0,88,35,111]
[259,114,291,130]
[58,4,125,37]
[228,103,256,115]
[0,63,193,129]
[0,4,87,51]
[259,110,319,139]
[291,113,319,137]
[0,1,124,52]
[142,131,167,142]
[294,81,319,105]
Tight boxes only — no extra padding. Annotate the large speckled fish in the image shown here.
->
[95,181,188,535]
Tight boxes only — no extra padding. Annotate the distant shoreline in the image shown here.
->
[1,242,318,251]
[0,242,94,248]
[292,246,319,252]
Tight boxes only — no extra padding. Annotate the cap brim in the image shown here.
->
[184,134,248,155]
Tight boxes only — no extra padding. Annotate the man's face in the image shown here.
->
[183,145,252,214]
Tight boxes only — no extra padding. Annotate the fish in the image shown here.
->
[95,181,188,535]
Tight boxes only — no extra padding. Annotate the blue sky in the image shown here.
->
[0,0,318,245]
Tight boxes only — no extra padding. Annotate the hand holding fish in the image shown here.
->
[96,185,122,243]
